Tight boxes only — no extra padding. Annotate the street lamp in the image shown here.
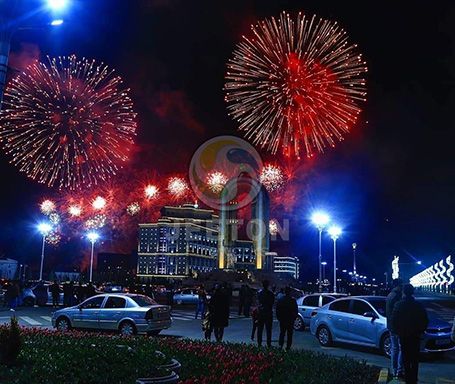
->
[38,222,52,281]
[311,211,330,292]
[46,0,69,11]
[87,231,99,282]
[321,261,327,281]
[328,225,342,293]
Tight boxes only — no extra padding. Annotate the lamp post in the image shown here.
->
[38,222,52,281]
[311,212,330,292]
[352,242,357,281]
[328,225,342,293]
[321,261,327,281]
[0,0,69,107]
[87,231,99,282]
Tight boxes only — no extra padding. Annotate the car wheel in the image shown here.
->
[147,330,161,337]
[119,321,136,336]
[317,325,333,347]
[56,317,71,332]
[381,333,392,358]
[23,297,35,307]
[293,316,305,331]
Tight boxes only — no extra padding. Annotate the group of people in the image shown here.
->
[386,279,429,384]
[197,280,298,350]
[2,281,21,309]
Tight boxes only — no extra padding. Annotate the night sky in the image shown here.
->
[1,0,455,281]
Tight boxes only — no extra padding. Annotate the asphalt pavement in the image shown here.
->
[1,296,454,384]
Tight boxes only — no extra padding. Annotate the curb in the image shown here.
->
[377,368,388,384]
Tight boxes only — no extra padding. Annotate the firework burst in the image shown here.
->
[260,164,286,192]
[144,184,159,199]
[126,202,140,216]
[225,12,367,158]
[269,219,279,236]
[92,196,106,210]
[0,55,137,190]
[206,171,228,194]
[40,199,56,215]
[68,204,82,217]
[85,213,107,229]
[167,177,189,199]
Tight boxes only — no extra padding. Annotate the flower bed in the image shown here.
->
[0,326,379,384]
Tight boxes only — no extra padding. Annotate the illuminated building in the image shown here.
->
[137,204,219,278]
[273,255,300,280]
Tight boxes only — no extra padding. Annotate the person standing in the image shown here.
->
[244,285,253,317]
[202,295,214,341]
[68,281,75,306]
[211,285,229,342]
[386,278,404,379]
[50,280,60,308]
[276,286,298,350]
[238,284,246,316]
[195,285,207,319]
[257,280,275,347]
[391,284,428,384]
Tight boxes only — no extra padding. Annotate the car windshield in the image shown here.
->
[131,295,157,307]
[366,298,386,316]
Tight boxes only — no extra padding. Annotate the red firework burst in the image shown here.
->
[225,12,367,158]
[0,55,137,190]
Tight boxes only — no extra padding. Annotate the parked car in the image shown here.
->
[294,293,347,330]
[173,288,210,305]
[310,296,455,356]
[51,293,171,336]
[21,283,64,306]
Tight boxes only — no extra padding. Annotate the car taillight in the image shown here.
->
[145,309,153,320]
[311,311,318,317]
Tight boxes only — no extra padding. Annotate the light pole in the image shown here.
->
[352,242,357,281]
[0,0,69,106]
[328,225,342,293]
[311,211,330,292]
[321,261,327,281]
[87,231,99,283]
[38,222,52,281]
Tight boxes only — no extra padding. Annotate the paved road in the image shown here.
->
[1,297,454,384]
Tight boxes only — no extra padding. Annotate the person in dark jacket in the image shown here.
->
[391,284,429,384]
[202,296,214,341]
[50,280,60,308]
[257,280,275,347]
[276,286,298,350]
[210,285,229,342]
[386,278,404,379]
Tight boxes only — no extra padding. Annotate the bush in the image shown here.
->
[0,317,22,366]
[0,328,379,384]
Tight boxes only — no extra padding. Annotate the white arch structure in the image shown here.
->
[410,255,454,293]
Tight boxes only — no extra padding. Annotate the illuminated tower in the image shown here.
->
[251,186,270,269]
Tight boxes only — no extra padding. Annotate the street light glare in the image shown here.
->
[311,211,330,228]
[416,260,422,265]
[321,261,327,266]
[38,222,52,235]
[328,225,342,240]
[47,0,68,11]
[87,231,99,242]
[51,19,64,26]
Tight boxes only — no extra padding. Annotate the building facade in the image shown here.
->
[273,255,300,280]
[0,257,18,280]
[137,204,219,278]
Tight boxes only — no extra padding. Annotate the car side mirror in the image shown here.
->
[363,311,377,320]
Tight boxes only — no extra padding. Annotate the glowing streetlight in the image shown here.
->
[46,0,68,11]
[87,231,99,282]
[38,222,52,281]
[50,19,64,26]
[311,211,330,292]
[328,225,342,293]
[321,261,328,281]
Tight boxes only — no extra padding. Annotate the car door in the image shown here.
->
[72,296,105,329]
[98,296,127,330]
[326,299,351,341]
[300,295,320,324]
[347,299,379,345]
